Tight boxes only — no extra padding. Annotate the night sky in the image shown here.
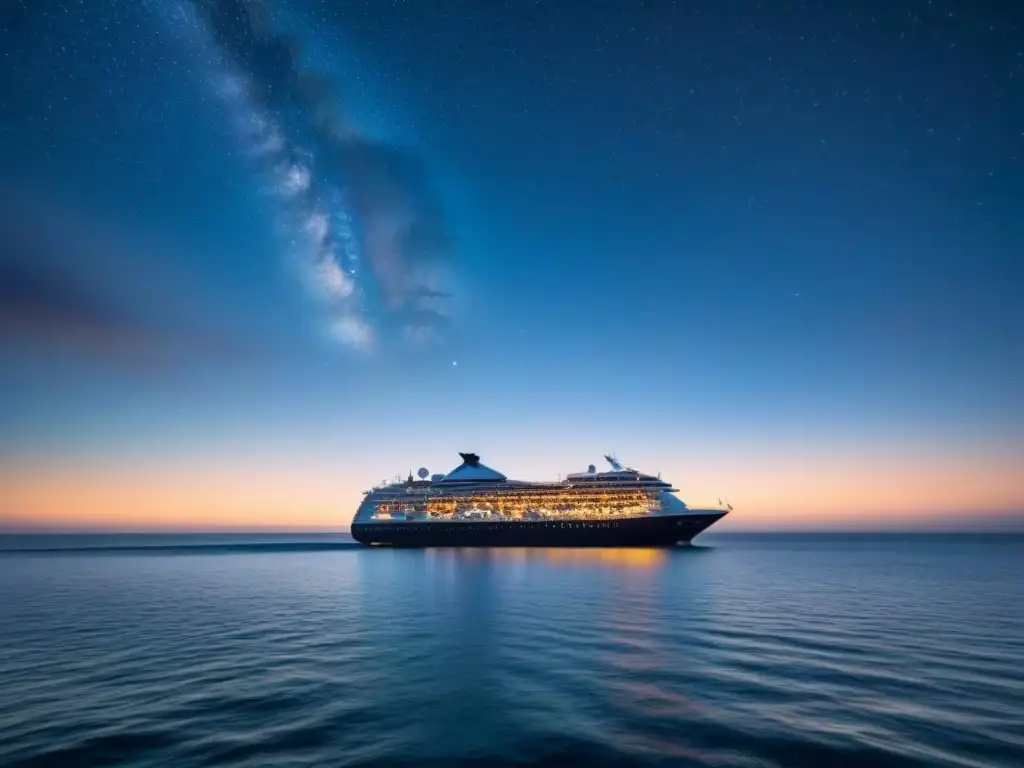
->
[1,0,1021,530]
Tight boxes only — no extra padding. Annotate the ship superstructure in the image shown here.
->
[351,453,728,547]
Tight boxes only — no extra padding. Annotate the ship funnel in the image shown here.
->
[587,464,596,474]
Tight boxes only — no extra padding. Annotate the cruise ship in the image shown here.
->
[351,453,729,547]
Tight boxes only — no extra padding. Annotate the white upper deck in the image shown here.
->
[366,453,676,494]
[564,455,669,487]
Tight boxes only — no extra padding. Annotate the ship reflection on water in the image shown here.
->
[537,547,670,570]
[500,546,672,570]
[420,546,673,570]
[387,543,693,760]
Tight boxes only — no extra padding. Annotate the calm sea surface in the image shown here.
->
[1,534,1021,767]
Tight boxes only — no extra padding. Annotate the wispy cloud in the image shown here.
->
[0,196,247,368]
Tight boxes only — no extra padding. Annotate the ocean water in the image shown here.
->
[0,534,1021,767]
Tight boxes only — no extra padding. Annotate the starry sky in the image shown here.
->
[1,0,1022,531]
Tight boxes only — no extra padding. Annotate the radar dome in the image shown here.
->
[417,467,429,479]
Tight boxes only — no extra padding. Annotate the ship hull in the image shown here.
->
[351,512,726,547]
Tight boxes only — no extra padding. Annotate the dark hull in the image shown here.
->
[351,512,726,547]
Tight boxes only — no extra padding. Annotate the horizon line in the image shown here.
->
[2,527,1024,536]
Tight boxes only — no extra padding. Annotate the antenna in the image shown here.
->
[604,454,623,472]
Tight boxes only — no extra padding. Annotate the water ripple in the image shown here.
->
[0,535,1021,767]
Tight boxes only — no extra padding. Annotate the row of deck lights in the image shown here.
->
[375,489,659,519]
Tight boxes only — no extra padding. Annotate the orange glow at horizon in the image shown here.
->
[2,449,1021,532]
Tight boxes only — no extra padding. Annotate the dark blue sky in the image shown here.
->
[1,0,1021,528]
